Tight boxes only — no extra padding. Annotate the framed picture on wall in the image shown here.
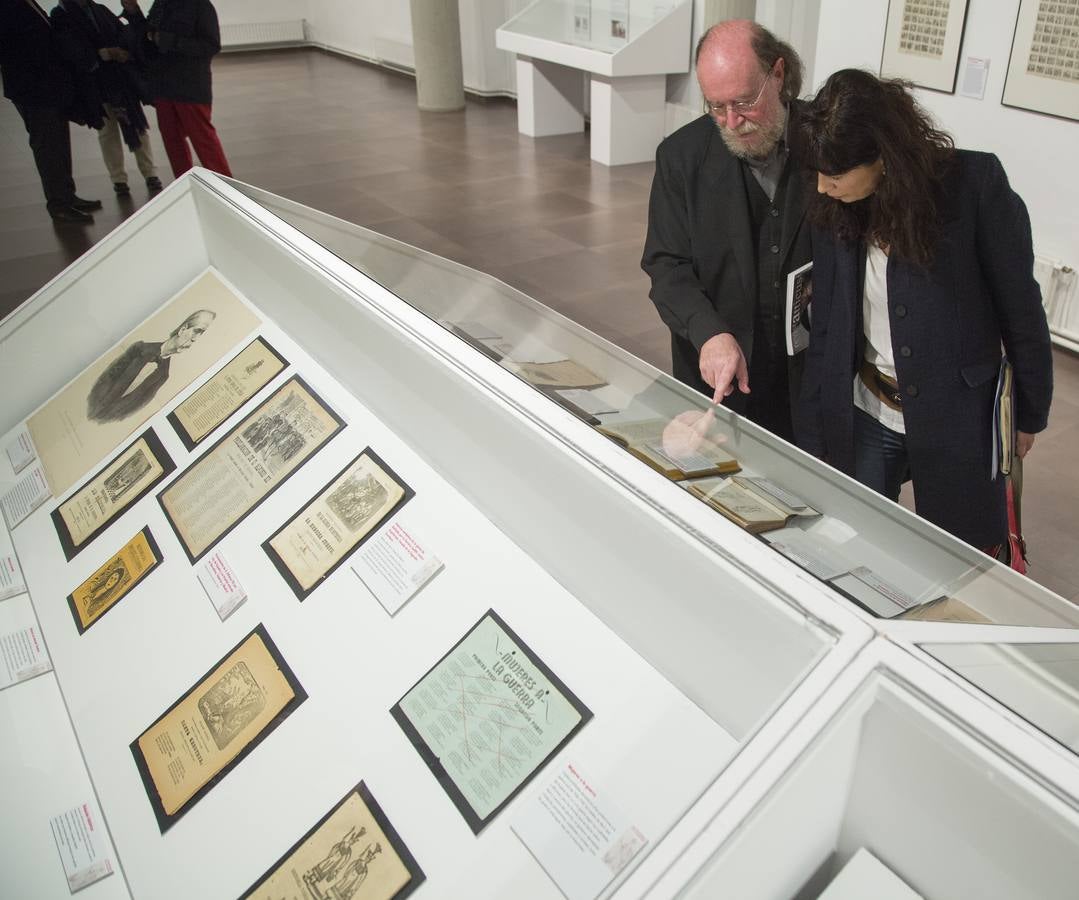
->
[880,0,971,93]
[1002,0,1079,122]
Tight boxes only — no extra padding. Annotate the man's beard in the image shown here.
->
[717,108,786,161]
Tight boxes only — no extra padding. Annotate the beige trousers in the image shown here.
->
[97,104,156,184]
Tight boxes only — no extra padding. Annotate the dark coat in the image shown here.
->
[127,0,220,105]
[796,150,1053,547]
[50,0,148,142]
[640,105,812,411]
[0,0,74,111]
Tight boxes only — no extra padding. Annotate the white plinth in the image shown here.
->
[590,73,666,166]
[516,56,584,138]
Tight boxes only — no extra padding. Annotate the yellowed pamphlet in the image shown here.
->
[265,450,408,597]
[133,628,300,825]
[68,527,162,632]
[169,337,287,448]
[242,785,420,900]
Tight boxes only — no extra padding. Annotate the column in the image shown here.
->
[409,0,465,112]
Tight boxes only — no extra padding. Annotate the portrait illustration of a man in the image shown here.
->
[86,309,216,423]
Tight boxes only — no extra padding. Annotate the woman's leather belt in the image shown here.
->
[859,357,903,410]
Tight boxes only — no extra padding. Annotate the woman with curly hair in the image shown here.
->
[793,68,1052,551]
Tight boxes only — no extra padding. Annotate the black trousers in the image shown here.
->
[13,100,75,211]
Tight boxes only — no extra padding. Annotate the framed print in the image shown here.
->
[28,270,259,496]
[240,782,425,900]
[130,624,307,832]
[67,526,163,634]
[159,375,344,564]
[263,449,413,601]
[167,336,289,451]
[52,428,175,561]
[880,0,971,92]
[391,609,592,834]
[1003,0,1079,122]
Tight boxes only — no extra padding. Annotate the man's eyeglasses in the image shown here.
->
[705,62,778,118]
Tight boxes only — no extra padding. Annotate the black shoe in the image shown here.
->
[113,182,130,196]
[49,206,94,224]
[146,176,163,192]
[71,196,103,211]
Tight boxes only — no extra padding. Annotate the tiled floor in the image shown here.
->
[2,48,1076,602]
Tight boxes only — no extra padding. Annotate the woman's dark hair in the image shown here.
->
[795,69,954,266]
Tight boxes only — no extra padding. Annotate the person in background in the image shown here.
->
[121,0,232,179]
[793,68,1053,552]
[0,0,102,223]
[641,19,812,442]
[50,0,163,197]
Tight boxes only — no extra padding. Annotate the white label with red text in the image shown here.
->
[353,514,442,615]
[198,551,247,620]
[50,801,114,893]
[512,762,648,900]
[1,463,51,529]
[5,429,37,475]
[0,624,51,690]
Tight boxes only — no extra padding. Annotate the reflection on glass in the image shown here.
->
[924,643,1079,755]
[229,181,1079,630]
[500,0,682,55]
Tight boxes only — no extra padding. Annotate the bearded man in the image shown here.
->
[641,20,811,442]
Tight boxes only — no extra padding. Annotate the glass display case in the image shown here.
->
[2,169,1078,899]
[495,1,692,164]
[0,170,868,899]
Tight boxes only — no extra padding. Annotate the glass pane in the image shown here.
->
[230,180,1079,630]
[500,0,679,54]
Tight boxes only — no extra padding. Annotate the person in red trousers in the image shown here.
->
[121,0,231,179]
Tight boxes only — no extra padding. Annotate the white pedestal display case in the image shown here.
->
[496,1,693,165]
[1,170,1078,899]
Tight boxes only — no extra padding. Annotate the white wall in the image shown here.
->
[213,0,309,26]
[814,0,1078,265]
[301,0,527,96]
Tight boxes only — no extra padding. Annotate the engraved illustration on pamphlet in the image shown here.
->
[160,377,343,562]
[169,336,288,448]
[68,527,162,632]
[28,271,259,496]
[132,626,305,829]
[1026,0,1079,82]
[241,783,424,900]
[898,0,951,58]
[53,430,173,558]
[392,611,592,832]
[265,450,409,598]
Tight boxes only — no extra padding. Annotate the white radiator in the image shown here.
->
[1035,254,1079,352]
[220,20,306,50]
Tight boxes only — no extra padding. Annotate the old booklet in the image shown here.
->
[159,376,344,563]
[67,526,163,633]
[597,419,740,480]
[168,336,288,450]
[52,429,175,560]
[264,449,411,600]
[392,610,592,834]
[241,783,425,900]
[688,475,818,534]
[131,625,306,831]
[504,359,607,390]
[28,270,259,496]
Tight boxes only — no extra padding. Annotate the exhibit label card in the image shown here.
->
[391,610,592,833]
[67,527,163,634]
[49,801,114,894]
[28,270,260,497]
[5,428,37,475]
[159,375,344,563]
[513,762,648,900]
[263,448,412,601]
[168,336,288,450]
[0,548,26,602]
[1,463,51,529]
[198,551,248,621]
[52,429,176,561]
[240,782,425,900]
[353,514,443,616]
[0,624,52,689]
[130,624,307,832]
